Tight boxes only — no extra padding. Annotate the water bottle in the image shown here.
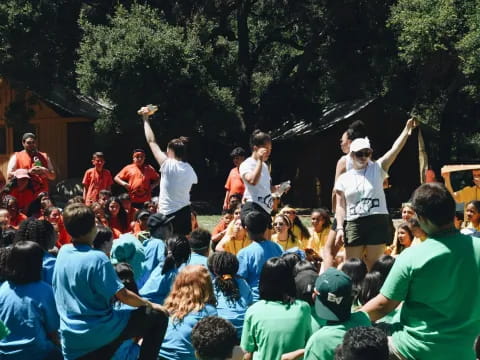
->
[273,180,291,198]
[33,156,42,167]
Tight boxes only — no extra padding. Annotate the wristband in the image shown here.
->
[336,227,344,232]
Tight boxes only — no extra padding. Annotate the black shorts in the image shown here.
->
[167,205,192,236]
[344,214,392,247]
[240,201,273,229]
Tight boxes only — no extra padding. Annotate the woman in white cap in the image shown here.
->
[334,118,417,269]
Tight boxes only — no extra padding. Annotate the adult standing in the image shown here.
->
[223,147,246,210]
[7,132,55,193]
[362,183,480,360]
[334,119,417,269]
[442,168,480,206]
[114,149,160,209]
[239,130,282,226]
[140,106,198,236]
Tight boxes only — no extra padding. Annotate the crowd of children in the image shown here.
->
[1,114,480,360]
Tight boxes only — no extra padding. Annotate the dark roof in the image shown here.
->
[272,98,376,141]
[36,84,109,119]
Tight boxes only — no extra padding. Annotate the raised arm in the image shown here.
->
[378,118,417,172]
[441,172,460,202]
[140,107,168,166]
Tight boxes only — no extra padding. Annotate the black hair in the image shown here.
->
[293,259,317,277]
[104,197,129,232]
[230,147,246,157]
[229,193,242,201]
[221,208,235,216]
[341,258,367,305]
[43,206,60,218]
[0,247,12,283]
[259,257,296,304]
[358,271,384,305]
[93,226,113,250]
[281,252,301,274]
[14,218,55,251]
[411,183,455,228]
[406,217,421,229]
[115,262,139,294]
[292,215,310,240]
[92,151,105,159]
[336,326,388,360]
[370,255,395,282]
[249,130,271,150]
[243,211,269,239]
[1,228,16,248]
[467,200,480,213]
[63,203,96,238]
[5,241,43,284]
[395,222,414,254]
[208,252,240,303]
[162,236,191,275]
[191,316,238,360]
[66,196,85,205]
[311,208,332,230]
[345,120,366,141]
[167,136,189,160]
[26,192,49,217]
[189,228,211,253]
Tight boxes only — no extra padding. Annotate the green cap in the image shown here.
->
[314,268,352,322]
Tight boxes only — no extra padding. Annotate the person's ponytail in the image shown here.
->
[161,236,191,275]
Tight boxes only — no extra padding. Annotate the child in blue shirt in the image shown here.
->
[208,251,253,339]
[0,241,62,360]
[237,211,283,301]
[187,228,210,267]
[53,203,168,360]
[140,235,191,304]
[159,265,218,360]
[14,218,57,285]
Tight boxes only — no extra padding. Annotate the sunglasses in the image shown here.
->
[273,222,286,226]
[354,150,372,158]
[284,211,296,215]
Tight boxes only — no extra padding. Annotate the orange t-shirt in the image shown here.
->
[9,188,36,214]
[116,164,160,203]
[11,212,28,229]
[15,150,50,193]
[225,167,245,196]
[212,220,229,236]
[55,222,72,248]
[82,168,113,205]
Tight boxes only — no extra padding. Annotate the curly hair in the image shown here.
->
[161,236,191,275]
[14,218,55,251]
[208,252,240,303]
[191,316,237,360]
[164,265,216,321]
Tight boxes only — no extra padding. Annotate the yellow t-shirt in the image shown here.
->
[271,233,303,251]
[291,224,310,249]
[307,226,331,253]
[454,186,480,204]
[223,236,252,255]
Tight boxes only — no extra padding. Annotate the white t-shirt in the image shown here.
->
[239,157,272,213]
[158,158,198,215]
[334,161,388,221]
[341,154,354,171]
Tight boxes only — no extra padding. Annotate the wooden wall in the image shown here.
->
[0,79,93,182]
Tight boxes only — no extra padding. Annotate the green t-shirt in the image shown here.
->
[241,300,312,360]
[304,311,371,360]
[0,320,9,340]
[381,230,480,360]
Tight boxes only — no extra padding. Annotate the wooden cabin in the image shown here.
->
[271,98,438,212]
[0,79,102,185]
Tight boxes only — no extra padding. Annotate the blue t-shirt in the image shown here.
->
[138,237,166,288]
[139,266,179,304]
[237,240,283,301]
[42,252,56,285]
[187,252,208,267]
[214,277,253,339]
[0,281,60,360]
[159,304,218,360]
[53,244,130,360]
